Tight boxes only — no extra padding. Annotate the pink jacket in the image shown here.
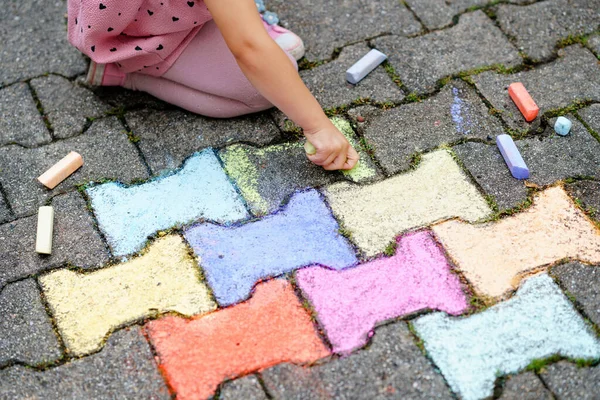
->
[68,0,213,76]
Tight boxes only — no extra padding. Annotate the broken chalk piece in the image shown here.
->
[37,151,84,189]
[35,206,54,254]
[508,82,539,122]
[554,116,572,136]
[346,49,387,84]
[496,134,529,179]
[304,141,317,155]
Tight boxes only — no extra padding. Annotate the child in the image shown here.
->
[68,0,359,171]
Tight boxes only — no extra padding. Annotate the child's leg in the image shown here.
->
[123,20,297,118]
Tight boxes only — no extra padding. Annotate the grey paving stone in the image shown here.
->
[551,262,600,327]
[472,45,600,132]
[587,33,600,55]
[405,0,530,30]
[262,322,453,400]
[359,80,502,174]
[578,104,600,133]
[453,117,600,210]
[218,375,268,400]
[0,326,171,400]
[0,0,86,86]
[30,75,111,140]
[540,361,600,400]
[374,11,521,94]
[125,109,280,174]
[300,43,404,110]
[0,116,148,217]
[0,189,13,224]
[0,83,51,147]
[565,180,600,221]
[80,78,172,110]
[499,371,553,399]
[0,279,61,367]
[266,0,422,61]
[496,0,600,62]
[0,191,110,289]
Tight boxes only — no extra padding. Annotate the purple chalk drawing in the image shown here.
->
[296,230,468,354]
[451,87,472,134]
[184,190,358,306]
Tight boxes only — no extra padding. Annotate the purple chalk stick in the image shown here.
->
[296,231,468,354]
[496,134,529,179]
[184,190,357,306]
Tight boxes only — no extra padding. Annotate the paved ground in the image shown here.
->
[1,0,599,399]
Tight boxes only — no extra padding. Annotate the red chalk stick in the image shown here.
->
[508,82,539,122]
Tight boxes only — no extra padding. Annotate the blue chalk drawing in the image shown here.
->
[451,87,472,135]
[185,190,358,306]
[413,274,600,400]
[87,149,249,257]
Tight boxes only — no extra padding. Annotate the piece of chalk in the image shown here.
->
[346,49,387,84]
[496,134,529,179]
[37,151,83,189]
[554,116,572,136]
[35,206,54,254]
[508,82,539,122]
[304,141,317,155]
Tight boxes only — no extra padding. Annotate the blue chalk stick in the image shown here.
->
[496,134,529,179]
[554,116,572,136]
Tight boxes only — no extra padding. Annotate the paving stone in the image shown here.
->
[145,279,329,400]
[262,321,453,400]
[433,187,600,298]
[404,0,530,30]
[413,273,600,400]
[496,0,600,62]
[359,80,502,174]
[325,150,491,257]
[39,235,216,356]
[566,180,600,221]
[587,33,600,55]
[88,150,249,257]
[30,75,111,140]
[0,192,12,224]
[0,116,149,217]
[454,117,600,210]
[87,83,172,110]
[297,231,468,354]
[219,118,378,216]
[0,83,51,147]
[499,372,552,400]
[300,43,404,110]
[266,0,421,61]
[218,375,268,400]
[551,262,600,327]
[540,361,600,400]
[472,45,600,132]
[0,0,86,85]
[0,327,170,399]
[185,190,357,306]
[0,191,109,289]
[125,109,280,174]
[578,103,600,133]
[0,279,61,367]
[374,11,520,94]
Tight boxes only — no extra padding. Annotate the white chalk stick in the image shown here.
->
[35,206,54,255]
[346,49,387,84]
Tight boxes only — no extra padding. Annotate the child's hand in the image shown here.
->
[304,123,360,171]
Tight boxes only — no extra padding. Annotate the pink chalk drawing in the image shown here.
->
[296,231,469,354]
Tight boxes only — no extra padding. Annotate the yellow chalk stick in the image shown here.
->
[304,141,317,155]
[35,206,54,255]
[38,152,84,189]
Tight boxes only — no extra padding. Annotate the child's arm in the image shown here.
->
[204,0,359,171]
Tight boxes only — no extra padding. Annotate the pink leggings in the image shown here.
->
[123,20,297,118]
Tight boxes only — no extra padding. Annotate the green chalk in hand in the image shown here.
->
[304,141,317,155]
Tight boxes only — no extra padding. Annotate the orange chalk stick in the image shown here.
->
[37,151,83,189]
[508,82,539,122]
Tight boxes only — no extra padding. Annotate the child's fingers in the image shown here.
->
[342,146,360,170]
[323,153,348,171]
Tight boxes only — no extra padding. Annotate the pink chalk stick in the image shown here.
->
[296,231,468,354]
